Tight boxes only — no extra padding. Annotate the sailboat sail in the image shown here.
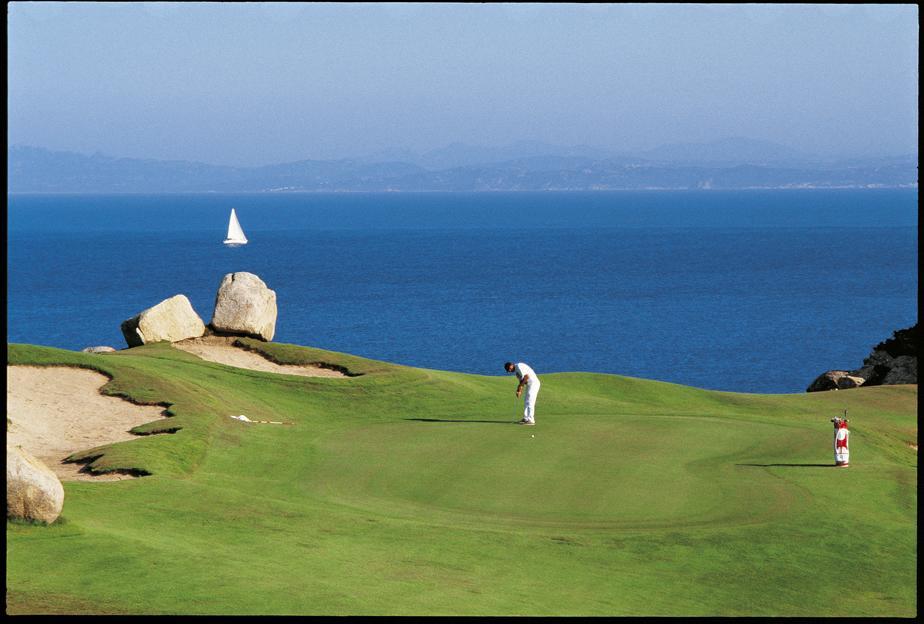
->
[224,208,248,245]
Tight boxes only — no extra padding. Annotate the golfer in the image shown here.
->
[505,361,540,425]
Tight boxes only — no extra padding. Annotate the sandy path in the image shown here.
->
[173,337,347,378]
[7,366,166,481]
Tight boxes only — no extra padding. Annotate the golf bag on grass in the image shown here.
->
[832,415,849,467]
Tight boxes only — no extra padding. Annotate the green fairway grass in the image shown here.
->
[6,341,917,615]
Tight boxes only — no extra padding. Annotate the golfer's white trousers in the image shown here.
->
[523,382,540,422]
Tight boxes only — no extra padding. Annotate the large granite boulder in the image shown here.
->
[210,272,277,341]
[7,445,65,524]
[120,294,206,347]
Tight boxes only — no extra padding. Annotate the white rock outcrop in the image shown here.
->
[82,346,116,354]
[806,370,850,392]
[210,272,277,341]
[7,445,65,524]
[837,375,866,389]
[120,294,206,347]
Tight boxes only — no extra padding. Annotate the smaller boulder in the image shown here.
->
[121,294,206,348]
[82,346,116,354]
[807,370,850,392]
[210,272,277,341]
[7,445,65,524]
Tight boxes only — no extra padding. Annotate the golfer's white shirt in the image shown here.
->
[515,362,540,387]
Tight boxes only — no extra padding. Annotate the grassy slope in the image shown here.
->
[6,341,917,616]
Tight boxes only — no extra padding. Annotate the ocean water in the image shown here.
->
[6,190,918,393]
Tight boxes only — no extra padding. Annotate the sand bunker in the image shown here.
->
[6,366,166,481]
[173,336,347,378]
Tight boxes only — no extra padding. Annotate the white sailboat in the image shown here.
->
[223,208,248,246]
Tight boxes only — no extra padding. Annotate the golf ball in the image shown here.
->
[531,434,535,438]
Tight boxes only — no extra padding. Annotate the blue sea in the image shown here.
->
[7,190,918,393]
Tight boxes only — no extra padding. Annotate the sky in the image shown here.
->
[7,2,919,167]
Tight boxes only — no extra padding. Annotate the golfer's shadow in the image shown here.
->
[405,418,513,425]
[736,463,835,468]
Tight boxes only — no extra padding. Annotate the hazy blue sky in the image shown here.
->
[8,2,919,166]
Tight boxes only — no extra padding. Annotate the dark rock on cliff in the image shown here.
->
[852,324,918,386]
[807,324,918,392]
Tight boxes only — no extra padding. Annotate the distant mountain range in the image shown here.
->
[7,138,918,193]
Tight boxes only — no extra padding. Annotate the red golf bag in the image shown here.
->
[832,416,849,467]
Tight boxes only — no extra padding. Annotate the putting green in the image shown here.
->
[307,414,800,530]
